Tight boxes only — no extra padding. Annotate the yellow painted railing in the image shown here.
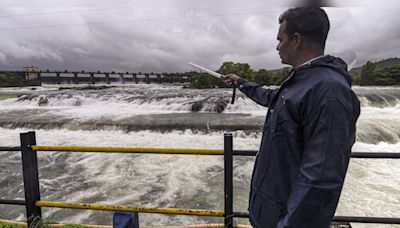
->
[0,219,254,228]
[35,201,225,217]
[31,145,224,155]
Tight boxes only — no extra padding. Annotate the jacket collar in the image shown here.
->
[297,55,327,68]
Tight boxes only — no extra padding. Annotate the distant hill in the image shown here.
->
[266,57,400,86]
[349,57,400,77]
[350,57,400,85]
[189,58,400,88]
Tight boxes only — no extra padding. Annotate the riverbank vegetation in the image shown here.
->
[0,72,41,87]
[188,57,400,89]
[350,58,400,85]
[188,61,292,89]
[1,58,398,88]
[0,220,89,228]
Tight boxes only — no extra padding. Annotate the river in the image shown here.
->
[0,83,399,228]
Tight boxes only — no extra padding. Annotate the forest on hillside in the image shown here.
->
[188,58,400,89]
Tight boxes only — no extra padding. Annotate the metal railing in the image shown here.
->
[1,131,400,227]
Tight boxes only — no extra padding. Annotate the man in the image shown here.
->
[225,8,360,228]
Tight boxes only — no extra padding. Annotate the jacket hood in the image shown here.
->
[299,55,352,85]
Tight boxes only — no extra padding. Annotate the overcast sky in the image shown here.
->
[0,0,399,73]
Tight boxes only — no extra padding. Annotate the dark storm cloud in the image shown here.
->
[0,0,399,72]
[326,6,400,67]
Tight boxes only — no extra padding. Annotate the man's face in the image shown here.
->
[276,21,296,66]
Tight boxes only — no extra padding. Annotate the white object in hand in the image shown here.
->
[188,62,225,80]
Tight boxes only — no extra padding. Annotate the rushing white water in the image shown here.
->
[0,84,268,118]
[0,84,399,227]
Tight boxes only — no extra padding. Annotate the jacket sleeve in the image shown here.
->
[277,84,356,227]
[237,78,279,107]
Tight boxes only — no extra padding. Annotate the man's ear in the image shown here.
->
[293,32,302,50]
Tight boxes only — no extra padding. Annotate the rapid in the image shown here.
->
[0,84,399,228]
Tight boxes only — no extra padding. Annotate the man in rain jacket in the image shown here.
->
[225,8,360,228]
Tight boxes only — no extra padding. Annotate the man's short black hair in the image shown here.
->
[279,7,330,50]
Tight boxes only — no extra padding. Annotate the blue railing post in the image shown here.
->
[224,133,233,228]
[20,131,42,227]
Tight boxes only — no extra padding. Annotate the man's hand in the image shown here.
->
[224,73,241,86]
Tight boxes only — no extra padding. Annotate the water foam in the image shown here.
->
[1,84,400,226]
[1,127,399,226]
[0,85,399,120]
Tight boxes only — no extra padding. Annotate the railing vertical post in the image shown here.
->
[90,72,95,84]
[72,72,79,84]
[157,74,161,83]
[224,133,233,228]
[120,73,125,84]
[105,73,110,84]
[73,72,78,84]
[56,71,60,84]
[20,131,42,227]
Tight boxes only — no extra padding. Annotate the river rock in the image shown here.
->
[37,95,48,106]
[191,102,203,112]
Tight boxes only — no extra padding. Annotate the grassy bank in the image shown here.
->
[0,220,106,228]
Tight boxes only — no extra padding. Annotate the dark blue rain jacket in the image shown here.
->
[238,55,360,228]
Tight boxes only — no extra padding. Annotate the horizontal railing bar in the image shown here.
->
[0,146,21,152]
[29,146,400,158]
[0,219,253,228]
[233,150,257,156]
[31,146,224,155]
[334,216,400,224]
[233,150,400,158]
[350,152,400,159]
[232,211,249,218]
[31,201,400,225]
[0,199,25,205]
[232,212,400,224]
[35,200,225,217]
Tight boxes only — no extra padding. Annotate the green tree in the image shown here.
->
[350,71,361,85]
[0,72,41,87]
[387,64,400,84]
[254,69,272,85]
[360,61,376,85]
[217,62,254,81]
[189,72,222,89]
[374,71,395,85]
[189,61,254,89]
[269,67,291,85]
[373,64,400,85]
